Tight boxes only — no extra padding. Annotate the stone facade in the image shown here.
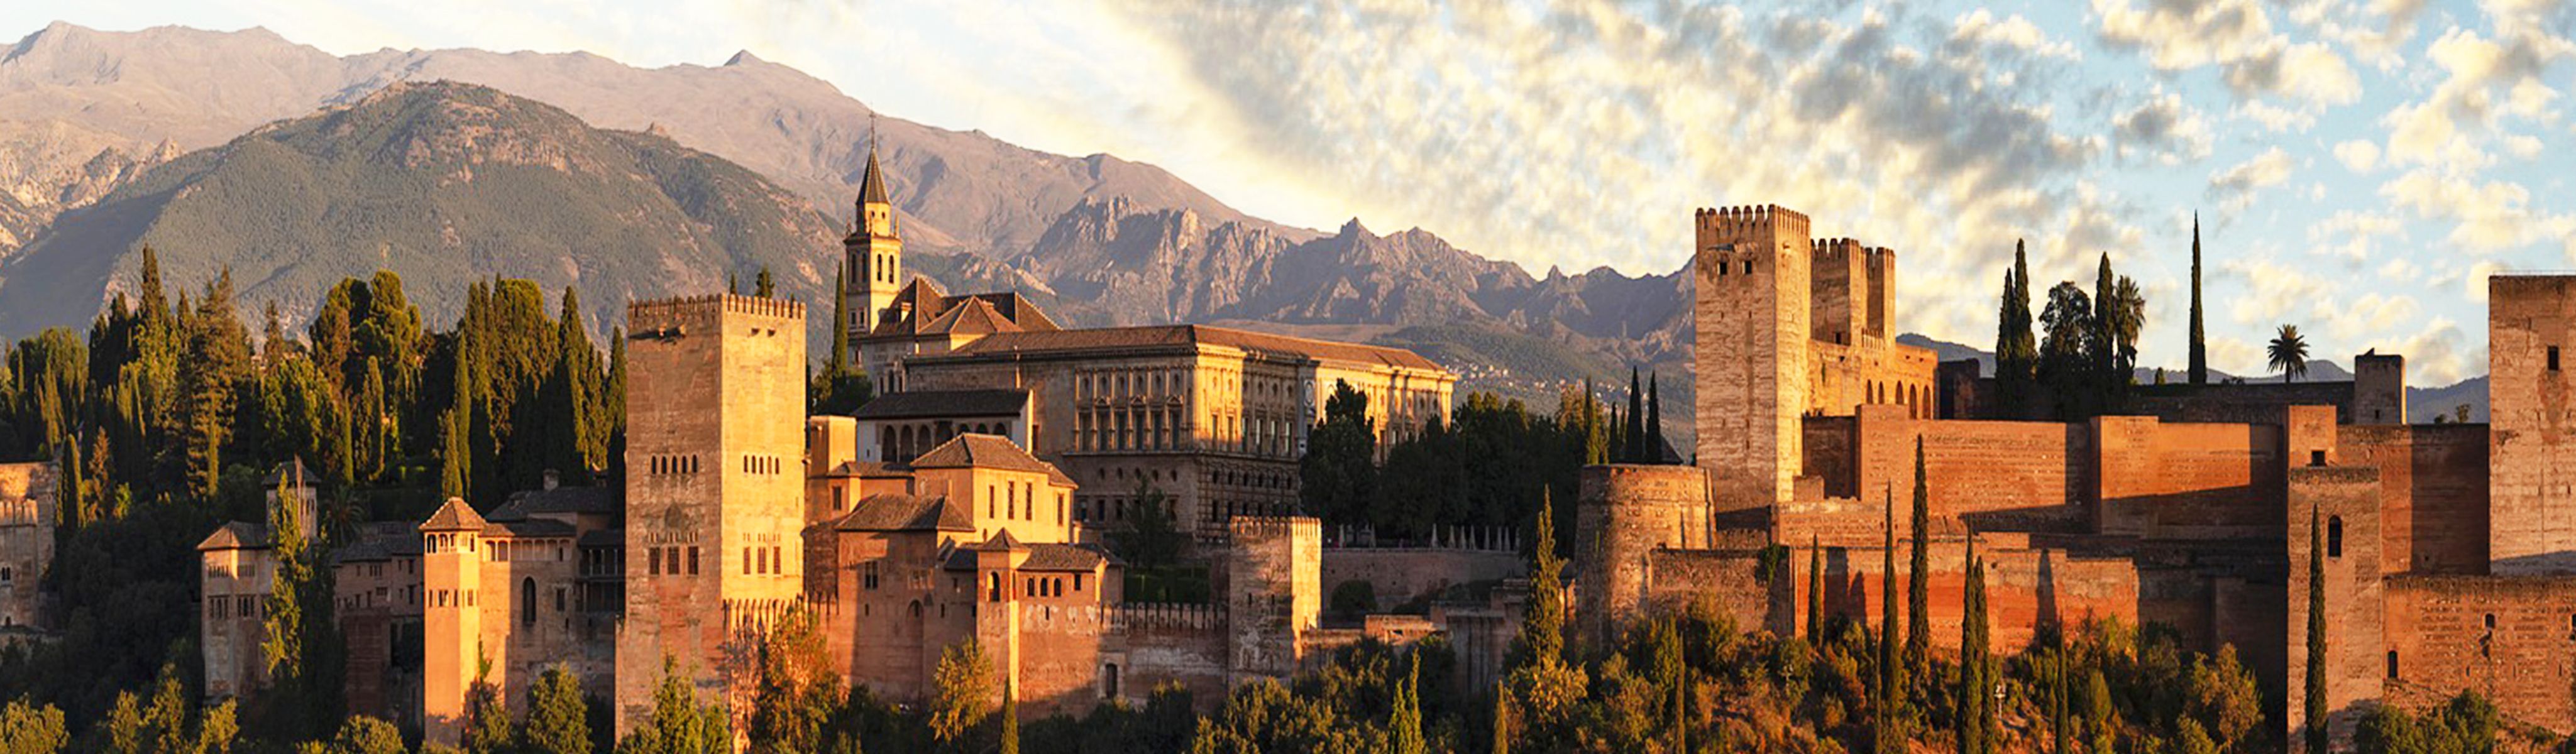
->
[0,462,55,633]
[1608,205,2576,745]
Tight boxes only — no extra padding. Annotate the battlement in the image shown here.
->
[0,498,47,527]
[1227,515,1322,541]
[1695,204,1812,246]
[626,293,807,329]
[1108,602,1228,631]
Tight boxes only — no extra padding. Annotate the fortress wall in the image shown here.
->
[1014,601,1110,716]
[1849,407,2092,527]
[1319,549,1524,611]
[2384,575,2576,733]
[1109,604,1231,708]
[1803,416,1857,500]
[2287,465,2386,748]
[1643,548,1788,635]
[2096,417,2284,539]
[2130,381,2358,425]
[2343,423,2491,575]
[1785,537,2137,653]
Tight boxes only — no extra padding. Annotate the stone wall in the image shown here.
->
[2384,574,2576,733]
[0,461,57,631]
[1225,516,1319,682]
[1842,406,2093,530]
[1319,547,1524,613]
[1696,205,1810,513]
[1577,464,1714,643]
[1644,548,1789,635]
[1108,603,1231,707]
[2489,275,2576,575]
[2096,417,2284,539]
[2355,354,2407,425]
[2130,381,2359,425]
[2286,464,2384,750]
[2342,423,2491,575]
[1788,533,2138,654]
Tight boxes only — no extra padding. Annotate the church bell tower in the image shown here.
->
[843,135,903,344]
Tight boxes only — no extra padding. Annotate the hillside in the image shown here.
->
[0,81,844,334]
[0,21,1286,261]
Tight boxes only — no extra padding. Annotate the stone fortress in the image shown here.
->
[187,145,1480,745]
[1576,202,2576,748]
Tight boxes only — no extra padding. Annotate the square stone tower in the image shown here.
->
[2353,352,2406,426]
[1695,205,1812,513]
[616,294,808,731]
[2489,275,2576,574]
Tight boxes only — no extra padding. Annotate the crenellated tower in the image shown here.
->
[615,294,808,733]
[1694,205,1812,515]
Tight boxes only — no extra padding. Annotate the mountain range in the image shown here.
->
[0,21,2485,442]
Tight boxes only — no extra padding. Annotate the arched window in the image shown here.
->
[1102,663,1121,699]
[988,573,1003,603]
[2328,516,2344,558]
[520,577,537,626]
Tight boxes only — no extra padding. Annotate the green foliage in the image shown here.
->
[1807,537,1825,642]
[0,697,67,754]
[1300,380,1377,525]
[2272,325,2312,383]
[2189,215,2208,386]
[1108,483,1187,571]
[1330,580,1379,619]
[2355,690,2497,754]
[930,640,996,751]
[1995,241,2037,413]
[526,666,593,754]
[2308,506,2329,754]
[999,680,1020,754]
[1389,656,1425,754]
[809,268,871,417]
[748,610,839,754]
[1906,439,1930,694]
[615,658,727,754]
[1508,489,1567,672]
[305,716,405,754]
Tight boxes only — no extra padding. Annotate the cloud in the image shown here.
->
[2206,147,2295,212]
[2310,210,2405,260]
[2331,139,2381,172]
[2381,168,2576,251]
[2113,92,2214,164]
[2090,0,2361,106]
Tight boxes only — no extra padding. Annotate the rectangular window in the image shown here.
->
[649,547,662,576]
[688,547,701,575]
[2553,346,2562,371]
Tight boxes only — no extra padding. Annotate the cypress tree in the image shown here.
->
[1959,533,1989,754]
[2052,649,2069,753]
[1995,241,2037,415]
[1626,367,1644,462]
[755,266,776,298]
[1646,373,1662,463]
[2189,214,2208,385]
[1807,534,1824,642]
[1512,489,1567,669]
[1490,681,1512,754]
[999,677,1020,754]
[1878,486,1902,750]
[1390,655,1425,754]
[1907,437,1930,691]
[1670,664,1689,754]
[2306,505,2328,754]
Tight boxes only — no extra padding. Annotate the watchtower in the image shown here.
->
[419,498,486,746]
[1575,464,1713,643]
[1694,205,1813,514]
[615,293,808,731]
[2353,352,2406,426]
[2487,275,2576,574]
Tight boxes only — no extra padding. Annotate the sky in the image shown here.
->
[8,0,2575,386]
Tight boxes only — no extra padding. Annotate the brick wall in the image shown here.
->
[1577,464,1714,643]
[2343,424,2491,575]
[2286,464,2384,750]
[1846,406,2093,528]
[2384,575,2576,733]
[1696,205,1810,513]
[2096,417,2284,539]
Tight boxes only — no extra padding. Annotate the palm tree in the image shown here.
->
[2268,324,2310,383]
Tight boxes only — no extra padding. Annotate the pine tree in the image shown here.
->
[1807,534,1825,642]
[1907,438,1930,692]
[2189,214,2208,385]
[2306,505,2328,754]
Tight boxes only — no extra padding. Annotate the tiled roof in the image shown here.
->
[939,542,1113,572]
[975,529,1028,552]
[942,324,1445,371]
[851,390,1028,420]
[837,493,974,532]
[483,518,577,538]
[419,498,487,532]
[919,297,1021,336]
[334,523,426,564]
[866,279,1064,338]
[820,461,912,478]
[502,486,620,516]
[197,520,270,551]
[909,434,1076,486]
[576,529,625,549]
[857,147,891,207]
